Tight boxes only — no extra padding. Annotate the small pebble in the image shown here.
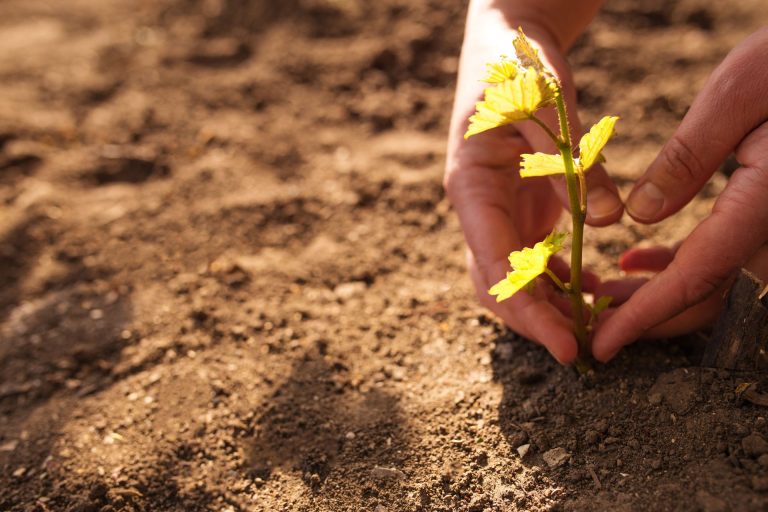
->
[542,447,570,468]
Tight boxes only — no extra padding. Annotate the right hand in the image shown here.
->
[591,28,768,361]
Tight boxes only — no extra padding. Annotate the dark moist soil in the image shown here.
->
[1,0,768,511]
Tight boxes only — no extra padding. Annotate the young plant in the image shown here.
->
[464,28,617,373]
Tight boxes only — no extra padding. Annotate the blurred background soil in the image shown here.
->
[1,0,768,510]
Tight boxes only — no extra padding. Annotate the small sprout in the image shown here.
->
[465,28,621,372]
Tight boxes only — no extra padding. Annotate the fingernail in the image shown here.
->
[587,186,623,221]
[627,182,664,221]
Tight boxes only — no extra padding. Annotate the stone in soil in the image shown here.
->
[542,447,570,468]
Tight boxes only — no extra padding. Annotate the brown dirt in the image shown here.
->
[2,0,768,511]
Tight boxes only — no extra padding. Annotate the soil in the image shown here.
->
[1,0,768,511]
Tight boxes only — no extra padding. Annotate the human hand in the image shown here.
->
[592,28,768,362]
[444,5,623,364]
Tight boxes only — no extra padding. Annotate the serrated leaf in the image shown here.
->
[579,116,619,171]
[465,68,556,139]
[482,57,519,83]
[592,295,613,315]
[520,152,567,178]
[489,231,566,302]
[513,27,544,72]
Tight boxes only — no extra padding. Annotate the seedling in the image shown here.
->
[464,28,618,373]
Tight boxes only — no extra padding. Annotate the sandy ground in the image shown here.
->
[2,0,768,510]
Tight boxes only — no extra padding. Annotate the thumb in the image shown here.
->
[626,28,768,223]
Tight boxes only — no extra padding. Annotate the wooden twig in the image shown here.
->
[702,269,768,372]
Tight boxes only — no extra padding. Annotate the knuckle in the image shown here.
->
[658,134,704,185]
[680,264,731,310]
[715,164,768,219]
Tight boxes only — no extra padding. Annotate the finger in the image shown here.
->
[603,245,768,341]
[619,246,676,273]
[642,295,723,339]
[594,277,649,306]
[745,244,768,279]
[593,294,722,342]
[593,136,768,361]
[626,28,768,223]
[468,250,578,364]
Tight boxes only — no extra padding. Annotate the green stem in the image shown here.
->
[544,268,568,294]
[530,115,561,146]
[553,91,591,370]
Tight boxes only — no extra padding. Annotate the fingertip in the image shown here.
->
[593,346,619,364]
[619,246,675,273]
[585,185,624,226]
[591,310,626,363]
[549,338,578,365]
[591,337,618,363]
[626,181,666,223]
[516,299,579,365]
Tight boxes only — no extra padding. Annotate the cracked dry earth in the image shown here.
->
[2,0,768,511]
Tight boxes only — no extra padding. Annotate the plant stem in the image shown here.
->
[530,115,560,145]
[552,91,591,370]
[544,268,568,294]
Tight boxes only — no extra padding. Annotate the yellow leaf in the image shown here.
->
[513,27,544,72]
[464,68,555,139]
[464,101,518,139]
[489,231,566,302]
[591,295,613,315]
[519,152,566,178]
[579,116,619,171]
[482,57,518,83]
